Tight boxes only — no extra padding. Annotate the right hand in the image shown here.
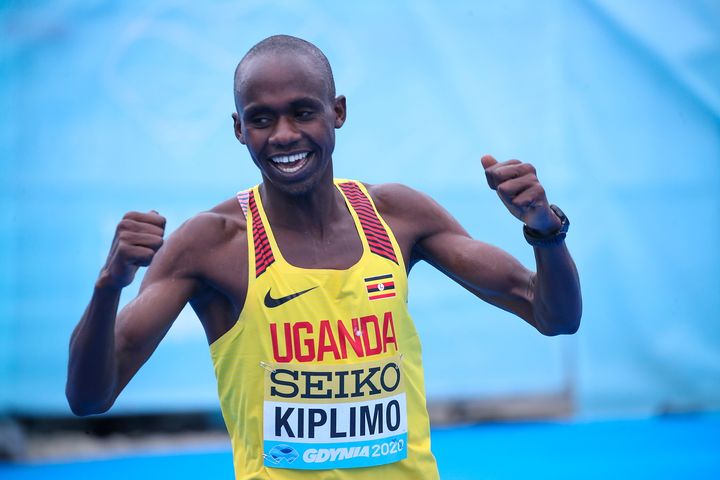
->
[96,211,166,289]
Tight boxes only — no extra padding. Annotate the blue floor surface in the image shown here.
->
[1,413,718,479]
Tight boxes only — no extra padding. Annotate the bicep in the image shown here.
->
[414,209,535,322]
[375,182,535,322]
[113,244,198,391]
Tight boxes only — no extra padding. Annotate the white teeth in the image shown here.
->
[270,152,309,164]
[279,162,304,173]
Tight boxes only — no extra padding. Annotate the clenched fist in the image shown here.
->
[96,211,166,289]
[481,155,561,236]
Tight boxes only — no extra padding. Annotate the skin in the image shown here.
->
[66,51,582,416]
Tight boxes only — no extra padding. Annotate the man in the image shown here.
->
[67,35,581,479]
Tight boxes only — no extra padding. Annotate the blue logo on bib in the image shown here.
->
[266,444,299,465]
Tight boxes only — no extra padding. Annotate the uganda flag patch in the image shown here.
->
[364,273,396,301]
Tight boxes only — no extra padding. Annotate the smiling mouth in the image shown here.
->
[269,151,311,174]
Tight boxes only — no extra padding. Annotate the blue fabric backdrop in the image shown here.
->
[1,0,718,418]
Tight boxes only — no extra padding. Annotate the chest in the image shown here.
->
[201,209,413,301]
[270,214,364,270]
[188,221,370,342]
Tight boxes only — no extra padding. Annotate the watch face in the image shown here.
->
[550,204,569,232]
[524,205,569,247]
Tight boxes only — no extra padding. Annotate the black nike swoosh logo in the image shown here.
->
[264,286,318,308]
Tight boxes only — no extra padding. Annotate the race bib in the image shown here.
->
[262,354,408,470]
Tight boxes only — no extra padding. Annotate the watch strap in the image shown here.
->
[523,204,569,247]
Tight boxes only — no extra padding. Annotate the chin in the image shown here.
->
[273,176,323,197]
[264,159,333,196]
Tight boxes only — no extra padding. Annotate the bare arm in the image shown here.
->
[415,220,580,335]
[66,211,198,415]
[375,156,581,335]
[477,154,581,334]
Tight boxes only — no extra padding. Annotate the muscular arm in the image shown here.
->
[372,158,581,336]
[415,209,581,335]
[66,213,199,415]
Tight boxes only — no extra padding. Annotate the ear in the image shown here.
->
[232,112,246,144]
[333,95,347,129]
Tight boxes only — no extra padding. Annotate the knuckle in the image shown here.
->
[149,215,166,230]
[118,218,140,233]
[140,250,157,264]
[525,174,539,186]
[116,244,133,260]
[128,247,151,264]
[117,219,130,231]
[117,231,129,243]
[497,183,512,196]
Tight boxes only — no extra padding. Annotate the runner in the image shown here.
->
[66,35,582,479]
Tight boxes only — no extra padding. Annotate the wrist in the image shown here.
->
[94,269,125,292]
[525,215,562,237]
[524,205,569,247]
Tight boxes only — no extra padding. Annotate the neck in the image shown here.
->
[260,174,345,237]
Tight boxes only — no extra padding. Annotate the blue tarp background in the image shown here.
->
[1,0,718,418]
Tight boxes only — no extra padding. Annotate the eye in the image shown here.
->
[296,109,315,120]
[249,115,273,128]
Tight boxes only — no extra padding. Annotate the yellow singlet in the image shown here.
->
[210,179,439,479]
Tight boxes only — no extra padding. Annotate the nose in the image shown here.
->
[269,116,301,146]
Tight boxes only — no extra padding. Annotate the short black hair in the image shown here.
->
[234,35,336,110]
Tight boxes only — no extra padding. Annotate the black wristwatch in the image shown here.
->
[523,204,569,247]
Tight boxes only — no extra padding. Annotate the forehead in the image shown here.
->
[235,53,330,111]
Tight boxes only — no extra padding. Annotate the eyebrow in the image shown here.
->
[290,97,325,110]
[242,96,326,119]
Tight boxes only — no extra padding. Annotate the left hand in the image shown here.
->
[481,154,561,235]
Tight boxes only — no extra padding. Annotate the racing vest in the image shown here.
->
[210,179,439,479]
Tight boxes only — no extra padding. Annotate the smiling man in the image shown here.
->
[66,35,581,479]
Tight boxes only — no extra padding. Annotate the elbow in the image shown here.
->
[68,404,95,417]
[544,321,580,336]
[532,294,582,336]
[67,399,112,417]
[65,386,113,417]
[535,311,582,337]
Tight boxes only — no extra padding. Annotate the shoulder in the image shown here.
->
[153,196,247,272]
[359,182,469,267]
[174,197,246,246]
[364,182,455,238]
[365,182,429,215]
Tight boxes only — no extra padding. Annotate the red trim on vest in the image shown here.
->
[248,190,275,277]
[339,182,399,264]
[236,190,249,217]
